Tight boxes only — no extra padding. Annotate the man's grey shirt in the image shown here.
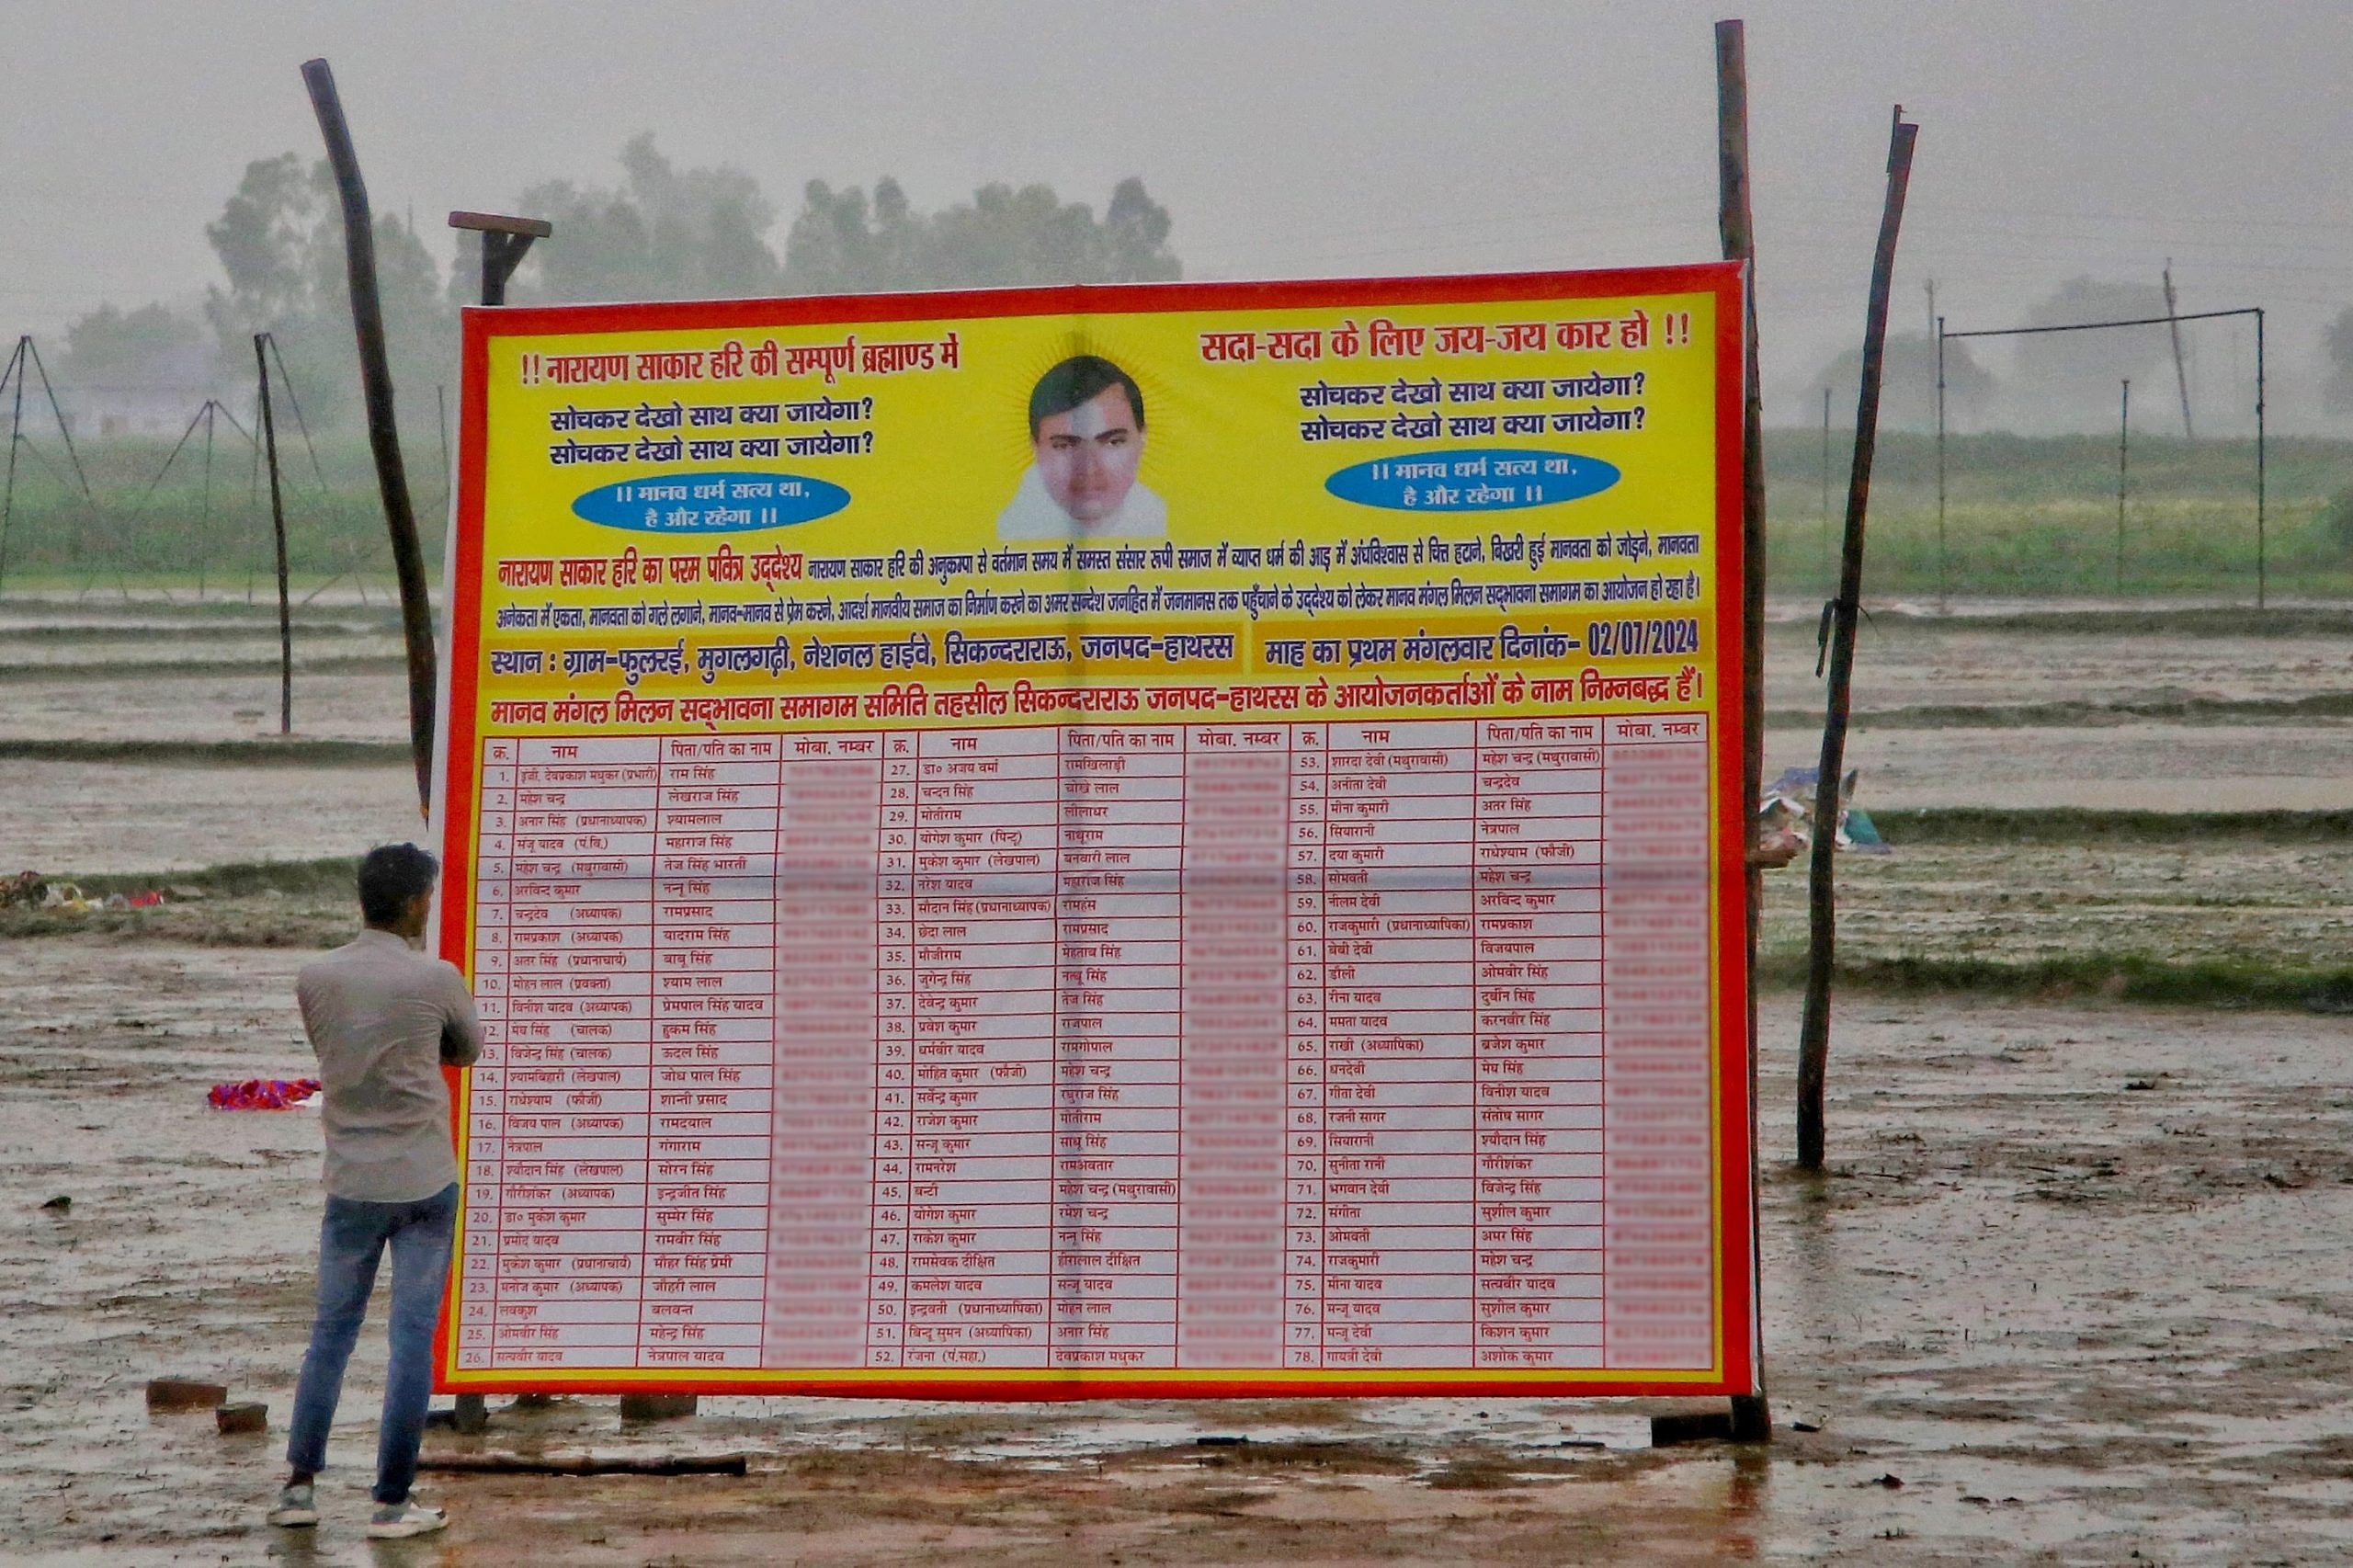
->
[296,928,482,1203]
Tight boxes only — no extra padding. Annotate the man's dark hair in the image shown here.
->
[358,843,438,926]
[1029,355,1145,440]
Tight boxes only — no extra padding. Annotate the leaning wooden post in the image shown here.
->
[1795,107,1918,1173]
[1713,16,1772,1444]
[302,57,435,813]
[256,335,293,735]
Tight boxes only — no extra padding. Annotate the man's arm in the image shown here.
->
[437,962,483,1067]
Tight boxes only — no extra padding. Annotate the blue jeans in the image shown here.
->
[284,1183,457,1505]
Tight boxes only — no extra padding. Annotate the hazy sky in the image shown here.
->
[7,0,2350,426]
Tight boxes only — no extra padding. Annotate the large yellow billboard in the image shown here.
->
[433,267,1756,1398]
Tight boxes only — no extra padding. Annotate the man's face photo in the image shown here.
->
[1034,377,1144,525]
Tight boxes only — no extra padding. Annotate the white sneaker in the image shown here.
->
[265,1483,319,1528]
[366,1500,449,1539]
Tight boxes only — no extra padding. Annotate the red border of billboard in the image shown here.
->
[432,264,1756,1400]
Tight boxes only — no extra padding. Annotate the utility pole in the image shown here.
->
[2163,262,2193,439]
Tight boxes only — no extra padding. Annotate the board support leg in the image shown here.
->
[1729,1392,1772,1442]
[451,1392,488,1434]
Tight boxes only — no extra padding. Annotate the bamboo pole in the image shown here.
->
[1795,107,1918,1173]
[1713,16,1771,1443]
[302,57,435,812]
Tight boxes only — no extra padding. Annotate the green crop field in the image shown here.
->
[1764,427,2353,599]
[0,425,2347,600]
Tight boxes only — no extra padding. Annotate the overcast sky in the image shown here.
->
[6,0,2350,426]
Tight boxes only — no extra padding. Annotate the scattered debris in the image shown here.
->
[1761,767,1892,856]
[618,1392,699,1423]
[38,1195,69,1211]
[207,1078,321,1111]
[16,880,172,915]
[1195,1436,1249,1449]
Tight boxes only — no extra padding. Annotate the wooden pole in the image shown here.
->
[301,57,435,812]
[256,336,293,735]
[1935,317,1947,613]
[2116,379,2130,597]
[2163,262,2193,438]
[1714,16,1771,1444]
[1795,107,1918,1173]
[2255,308,2266,611]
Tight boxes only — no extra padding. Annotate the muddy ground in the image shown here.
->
[6,595,2353,1563]
[13,598,2353,877]
[6,942,2351,1564]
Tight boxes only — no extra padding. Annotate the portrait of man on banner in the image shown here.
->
[996,354,1167,540]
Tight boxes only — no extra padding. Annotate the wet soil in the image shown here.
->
[8,595,2353,1562]
[5,939,2351,1564]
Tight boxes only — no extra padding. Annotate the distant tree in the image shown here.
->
[1808,331,1995,433]
[56,301,209,388]
[502,134,783,305]
[203,153,450,424]
[2003,278,2172,429]
[2324,307,2353,419]
[781,175,1178,294]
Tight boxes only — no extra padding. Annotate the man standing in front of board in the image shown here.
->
[267,843,479,1539]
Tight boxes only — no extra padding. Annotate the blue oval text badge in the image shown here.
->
[1324,449,1618,512]
[571,472,849,533]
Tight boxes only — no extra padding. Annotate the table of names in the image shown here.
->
[452,714,1720,1378]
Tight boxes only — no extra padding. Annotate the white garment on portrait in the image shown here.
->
[995,464,1167,540]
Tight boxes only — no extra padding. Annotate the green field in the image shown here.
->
[0,426,2347,599]
[0,430,446,592]
[1764,427,2353,599]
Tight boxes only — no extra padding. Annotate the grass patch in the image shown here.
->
[74,856,358,901]
[1756,949,2353,1012]
[1872,807,2353,846]
[2,857,358,946]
